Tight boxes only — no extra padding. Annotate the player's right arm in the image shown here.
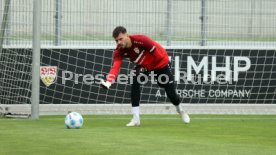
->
[100,50,123,89]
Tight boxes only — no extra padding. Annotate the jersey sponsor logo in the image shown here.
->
[40,66,57,87]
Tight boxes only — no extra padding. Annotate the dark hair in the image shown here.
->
[112,26,127,38]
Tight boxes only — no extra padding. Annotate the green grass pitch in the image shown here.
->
[1,115,276,155]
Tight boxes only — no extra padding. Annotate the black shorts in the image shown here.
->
[133,64,174,87]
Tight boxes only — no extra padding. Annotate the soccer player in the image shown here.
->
[101,26,190,126]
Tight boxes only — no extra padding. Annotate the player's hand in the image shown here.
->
[100,79,111,89]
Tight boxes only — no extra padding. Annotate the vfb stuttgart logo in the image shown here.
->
[40,66,57,87]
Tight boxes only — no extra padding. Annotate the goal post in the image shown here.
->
[0,0,10,56]
[0,0,41,119]
[31,0,41,120]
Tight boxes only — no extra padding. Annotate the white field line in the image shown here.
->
[42,116,276,120]
[88,117,276,120]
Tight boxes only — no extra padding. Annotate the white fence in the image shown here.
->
[1,0,276,47]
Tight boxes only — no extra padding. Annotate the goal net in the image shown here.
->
[0,0,276,116]
[1,46,275,115]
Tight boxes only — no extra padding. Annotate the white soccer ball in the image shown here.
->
[65,112,84,129]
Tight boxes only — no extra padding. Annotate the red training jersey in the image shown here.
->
[107,34,169,82]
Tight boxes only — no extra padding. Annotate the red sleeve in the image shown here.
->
[138,35,156,53]
[107,50,123,83]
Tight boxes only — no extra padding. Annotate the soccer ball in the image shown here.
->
[65,112,84,129]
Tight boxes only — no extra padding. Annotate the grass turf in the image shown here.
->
[0,115,276,155]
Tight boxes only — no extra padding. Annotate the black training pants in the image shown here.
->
[131,64,180,107]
